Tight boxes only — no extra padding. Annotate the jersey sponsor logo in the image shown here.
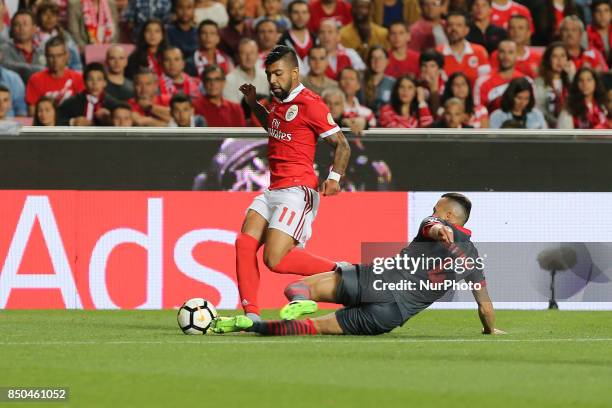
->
[285,104,298,121]
[269,117,292,141]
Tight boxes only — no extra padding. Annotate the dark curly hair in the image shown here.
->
[500,77,535,114]
[441,72,475,115]
[390,75,419,117]
[566,67,608,118]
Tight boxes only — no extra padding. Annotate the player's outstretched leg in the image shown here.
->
[212,312,344,336]
[280,271,342,320]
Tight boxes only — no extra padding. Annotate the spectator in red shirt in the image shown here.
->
[160,46,202,99]
[187,19,234,77]
[437,11,491,84]
[25,36,85,116]
[194,64,246,126]
[219,0,256,61]
[587,0,612,67]
[308,0,352,33]
[126,19,169,79]
[0,10,45,83]
[408,0,447,52]
[128,67,172,126]
[378,75,434,128]
[558,66,609,129]
[474,39,525,111]
[490,0,534,32]
[385,21,420,79]
[491,15,542,78]
[560,15,609,72]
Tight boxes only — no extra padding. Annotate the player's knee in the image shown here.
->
[263,247,284,270]
[235,233,258,252]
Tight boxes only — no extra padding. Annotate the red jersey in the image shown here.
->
[587,25,612,64]
[474,69,525,111]
[266,84,340,190]
[25,69,85,106]
[491,1,534,33]
[491,46,542,78]
[127,95,171,116]
[385,49,420,78]
[308,0,352,33]
[437,41,491,84]
[570,47,609,71]
[193,96,246,127]
[378,103,434,128]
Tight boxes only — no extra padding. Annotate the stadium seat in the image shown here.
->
[84,44,136,64]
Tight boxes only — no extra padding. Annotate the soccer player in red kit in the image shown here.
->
[236,45,351,321]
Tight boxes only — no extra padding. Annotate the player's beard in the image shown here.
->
[271,81,292,100]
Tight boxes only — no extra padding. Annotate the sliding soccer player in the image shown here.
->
[215,193,506,336]
[235,45,350,321]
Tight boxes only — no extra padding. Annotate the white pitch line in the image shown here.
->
[1,338,612,346]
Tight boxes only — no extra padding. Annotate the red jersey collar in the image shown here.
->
[282,83,305,103]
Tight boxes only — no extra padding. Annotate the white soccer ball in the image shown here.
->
[177,298,218,335]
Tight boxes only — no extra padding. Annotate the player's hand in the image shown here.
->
[433,225,454,244]
[482,328,507,335]
[239,83,258,106]
[320,179,340,196]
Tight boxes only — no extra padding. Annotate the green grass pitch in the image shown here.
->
[1,309,611,408]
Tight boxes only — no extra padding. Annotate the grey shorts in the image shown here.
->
[334,264,404,335]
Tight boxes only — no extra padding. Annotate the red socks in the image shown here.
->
[270,248,336,276]
[235,233,262,315]
[250,318,318,335]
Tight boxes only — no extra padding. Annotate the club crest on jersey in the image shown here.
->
[285,104,298,121]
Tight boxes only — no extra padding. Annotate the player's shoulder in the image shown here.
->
[471,42,488,55]
[297,86,325,104]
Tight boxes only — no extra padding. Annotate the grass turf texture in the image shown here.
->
[1,310,611,408]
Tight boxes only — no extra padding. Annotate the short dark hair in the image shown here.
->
[36,1,59,25]
[419,49,444,69]
[162,46,184,59]
[265,45,299,68]
[202,64,225,80]
[509,14,529,26]
[170,93,192,109]
[44,35,66,54]
[308,44,327,57]
[388,21,408,30]
[255,18,279,34]
[591,0,611,13]
[111,101,132,114]
[338,66,360,81]
[500,77,535,114]
[198,19,219,34]
[441,193,472,224]
[134,66,155,80]
[446,11,470,26]
[0,84,10,94]
[84,62,106,81]
[288,0,308,13]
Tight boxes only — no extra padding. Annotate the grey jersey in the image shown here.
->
[379,217,486,320]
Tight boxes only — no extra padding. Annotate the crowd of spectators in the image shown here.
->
[1,0,612,132]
